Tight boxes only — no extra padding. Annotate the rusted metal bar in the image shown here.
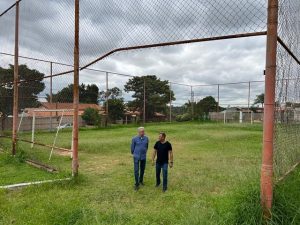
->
[277,37,300,65]
[0,52,135,78]
[12,0,19,155]
[0,70,74,88]
[0,135,72,152]
[261,0,278,218]
[0,0,23,17]
[276,160,300,183]
[81,31,267,70]
[72,0,80,176]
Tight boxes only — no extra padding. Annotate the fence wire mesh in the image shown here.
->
[274,0,300,178]
[79,0,267,67]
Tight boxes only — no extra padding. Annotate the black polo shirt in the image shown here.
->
[154,141,172,164]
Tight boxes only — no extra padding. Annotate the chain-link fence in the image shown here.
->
[274,0,300,179]
[1,0,299,213]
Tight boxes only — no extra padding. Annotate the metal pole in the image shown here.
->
[50,62,53,131]
[217,84,220,112]
[248,81,251,113]
[143,78,146,124]
[72,0,79,176]
[106,72,109,116]
[261,0,278,217]
[169,82,172,123]
[191,86,194,119]
[31,112,35,148]
[12,0,19,155]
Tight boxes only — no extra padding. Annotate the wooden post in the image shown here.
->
[72,0,80,176]
[12,0,19,155]
[261,0,278,217]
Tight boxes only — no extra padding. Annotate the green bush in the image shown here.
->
[176,113,192,122]
[81,108,101,126]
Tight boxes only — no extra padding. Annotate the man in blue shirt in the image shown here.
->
[131,127,149,190]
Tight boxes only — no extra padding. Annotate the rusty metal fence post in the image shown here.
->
[72,0,80,176]
[260,0,278,217]
[12,0,20,155]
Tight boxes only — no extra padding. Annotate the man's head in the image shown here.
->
[138,127,145,137]
[158,132,166,142]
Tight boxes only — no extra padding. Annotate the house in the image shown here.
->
[24,102,103,117]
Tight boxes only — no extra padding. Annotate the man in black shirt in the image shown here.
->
[152,132,173,192]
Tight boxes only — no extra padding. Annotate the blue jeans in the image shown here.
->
[156,163,168,189]
[134,158,146,186]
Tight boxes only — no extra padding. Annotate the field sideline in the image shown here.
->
[0,122,299,224]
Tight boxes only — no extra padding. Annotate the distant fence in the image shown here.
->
[209,112,263,123]
[0,116,85,132]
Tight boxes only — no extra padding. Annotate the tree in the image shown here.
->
[180,96,222,120]
[99,87,125,122]
[124,75,175,119]
[254,93,264,108]
[0,64,45,116]
[46,83,99,104]
[99,87,122,101]
[81,107,101,125]
[107,98,125,121]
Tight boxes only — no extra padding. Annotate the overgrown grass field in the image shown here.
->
[0,122,299,224]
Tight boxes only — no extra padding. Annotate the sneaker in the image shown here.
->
[134,185,139,191]
[155,183,161,187]
[139,181,144,186]
[162,187,167,192]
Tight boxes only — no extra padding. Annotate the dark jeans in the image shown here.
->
[156,162,168,189]
[134,158,146,186]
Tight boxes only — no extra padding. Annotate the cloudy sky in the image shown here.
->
[0,0,268,107]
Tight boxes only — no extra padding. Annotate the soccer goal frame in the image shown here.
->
[30,109,74,160]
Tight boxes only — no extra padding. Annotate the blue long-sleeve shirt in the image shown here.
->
[131,135,149,160]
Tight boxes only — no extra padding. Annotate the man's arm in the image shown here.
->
[131,138,135,155]
[152,149,157,166]
[169,150,174,168]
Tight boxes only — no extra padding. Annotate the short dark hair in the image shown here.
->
[160,132,166,138]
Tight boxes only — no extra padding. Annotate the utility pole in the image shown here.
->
[50,62,53,131]
[248,81,251,113]
[12,0,19,155]
[169,82,172,123]
[191,86,194,119]
[217,84,220,112]
[143,78,146,124]
[106,72,109,115]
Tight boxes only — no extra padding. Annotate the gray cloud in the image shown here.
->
[1,0,267,106]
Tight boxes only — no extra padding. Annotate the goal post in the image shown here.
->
[25,109,74,160]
